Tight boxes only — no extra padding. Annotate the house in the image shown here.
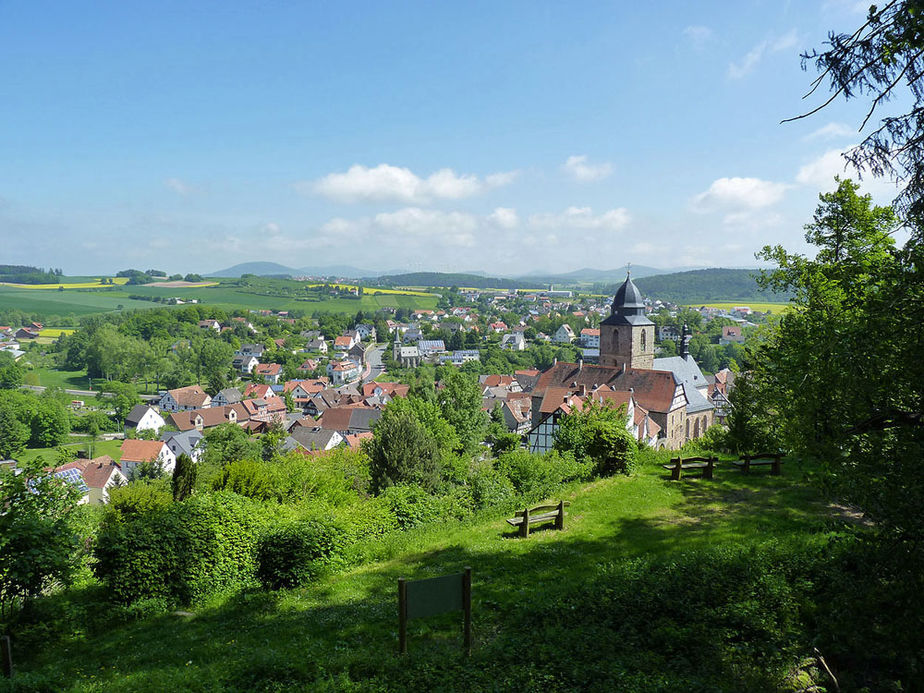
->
[402,327,423,344]
[500,333,526,351]
[230,317,256,333]
[343,431,374,451]
[438,350,480,366]
[318,407,381,435]
[168,405,244,432]
[327,359,362,386]
[297,358,320,374]
[720,325,745,345]
[349,342,369,365]
[161,430,205,462]
[211,387,242,407]
[553,324,575,344]
[287,427,343,453]
[284,379,329,411]
[417,339,446,357]
[501,397,532,435]
[579,328,600,349]
[333,335,355,352]
[254,363,283,385]
[355,323,376,342]
[239,396,287,423]
[237,343,266,359]
[361,381,410,400]
[14,327,39,340]
[197,319,220,332]
[658,325,680,342]
[232,354,260,374]
[119,439,176,476]
[123,405,165,436]
[243,383,277,400]
[488,321,507,333]
[53,456,126,505]
[158,385,211,412]
[514,369,541,392]
[306,338,328,354]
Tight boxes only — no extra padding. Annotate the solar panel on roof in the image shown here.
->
[53,468,89,494]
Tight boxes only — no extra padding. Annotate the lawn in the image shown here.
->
[24,366,91,390]
[2,454,843,691]
[17,437,123,465]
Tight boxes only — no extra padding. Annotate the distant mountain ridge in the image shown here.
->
[371,272,545,290]
[632,268,790,304]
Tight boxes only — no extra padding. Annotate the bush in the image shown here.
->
[379,484,442,529]
[94,492,270,605]
[107,483,172,522]
[257,521,334,590]
[468,461,517,510]
[495,449,590,502]
[213,459,275,501]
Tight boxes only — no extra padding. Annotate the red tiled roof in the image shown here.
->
[254,363,282,376]
[532,362,680,414]
[343,431,373,450]
[120,439,166,463]
[166,385,210,408]
[55,456,121,489]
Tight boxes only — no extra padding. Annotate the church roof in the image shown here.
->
[601,274,653,327]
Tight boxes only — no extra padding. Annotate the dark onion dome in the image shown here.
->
[602,273,653,326]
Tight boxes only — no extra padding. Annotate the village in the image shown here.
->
[0,273,762,505]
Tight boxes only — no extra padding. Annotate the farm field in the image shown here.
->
[0,277,129,289]
[5,454,846,691]
[692,301,790,313]
[0,282,439,320]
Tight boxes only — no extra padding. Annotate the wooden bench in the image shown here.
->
[732,453,785,475]
[662,455,717,480]
[506,501,570,538]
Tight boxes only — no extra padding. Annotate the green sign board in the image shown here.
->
[398,567,472,655]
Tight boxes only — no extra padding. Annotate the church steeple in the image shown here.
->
[599,272,654,370]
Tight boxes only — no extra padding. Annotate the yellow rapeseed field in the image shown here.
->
[305,283,435,297]
[38,328,76,337]
[693,302,790,313]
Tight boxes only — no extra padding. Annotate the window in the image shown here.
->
[641,329,646,351]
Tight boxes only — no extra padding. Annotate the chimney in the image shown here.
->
[579,384,587,396]
[553,357,558,366]
[578,359,583,372]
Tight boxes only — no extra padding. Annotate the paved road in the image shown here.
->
[362,344,386,383]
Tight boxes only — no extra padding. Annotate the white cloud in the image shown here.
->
[562,155,613,182]
[682,25,713,49]
[261,222,281,235]
[803,122,855,141]
[374,207,478,238]
[489,207,519,229]
[693,177,789,210]
[302,164,517,204]
[165,178,193,196]
[728,29,799,79]
[795,148,853,188]
[529,206,630,231]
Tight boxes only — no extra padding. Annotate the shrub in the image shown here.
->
[379,484,442,529]
[257,522,332,590]
[94,492,269,605]
[213,459,275,501]
[468,462,516,510]
[107,483,172,522]
[554,400,637,476]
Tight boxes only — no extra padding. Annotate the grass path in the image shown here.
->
[8,458,834,691]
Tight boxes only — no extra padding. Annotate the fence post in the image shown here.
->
[398,578,408,655]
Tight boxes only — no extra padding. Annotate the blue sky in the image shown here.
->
[0,1,899,275]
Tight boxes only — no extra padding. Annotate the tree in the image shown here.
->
[0,406,29,459]
[171,453,197,502]
[101,381,140,422]
[365,405,440,494]
[201,423,261,467]
[436,369,487,453]
[0,353,24,390]
[789,1,924,223]
[554,399,636,476]
[0,459,83,628]
[755,179,921,539]
[723,371,778,457]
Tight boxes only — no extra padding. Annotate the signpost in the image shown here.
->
[398,567,472,655]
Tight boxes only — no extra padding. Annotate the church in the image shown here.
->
[527,273,714,450]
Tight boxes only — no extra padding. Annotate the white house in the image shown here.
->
[119,439,177,476]
[327,359,362,386]
[501,333,526,351]
[553,324,575,344]
[53,456,127,505]
[161,430,205,463]
[579,328,600,349]
[123,405,165,436]
[158,385,211,413]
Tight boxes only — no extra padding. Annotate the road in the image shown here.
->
[361,344,386,383]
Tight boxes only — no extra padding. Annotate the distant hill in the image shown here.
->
[518,265,668,284]
[632,268,790,304]
[207,262,298,278]
[373,272,546,291]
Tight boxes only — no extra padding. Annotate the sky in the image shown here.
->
[0,0,904,276]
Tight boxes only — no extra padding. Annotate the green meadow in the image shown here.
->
[3,454,852,691]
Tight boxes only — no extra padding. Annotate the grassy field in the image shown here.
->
[24,366,91,390]
[0,282,439,320]
[693,301,790,313]
[17,437,123,464]
[3,454,844,691]
[0,277,129,289]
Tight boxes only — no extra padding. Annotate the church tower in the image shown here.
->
[599,273,654,370]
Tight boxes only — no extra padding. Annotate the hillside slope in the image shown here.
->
[7,457,848,692]
[633,268,791,304]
